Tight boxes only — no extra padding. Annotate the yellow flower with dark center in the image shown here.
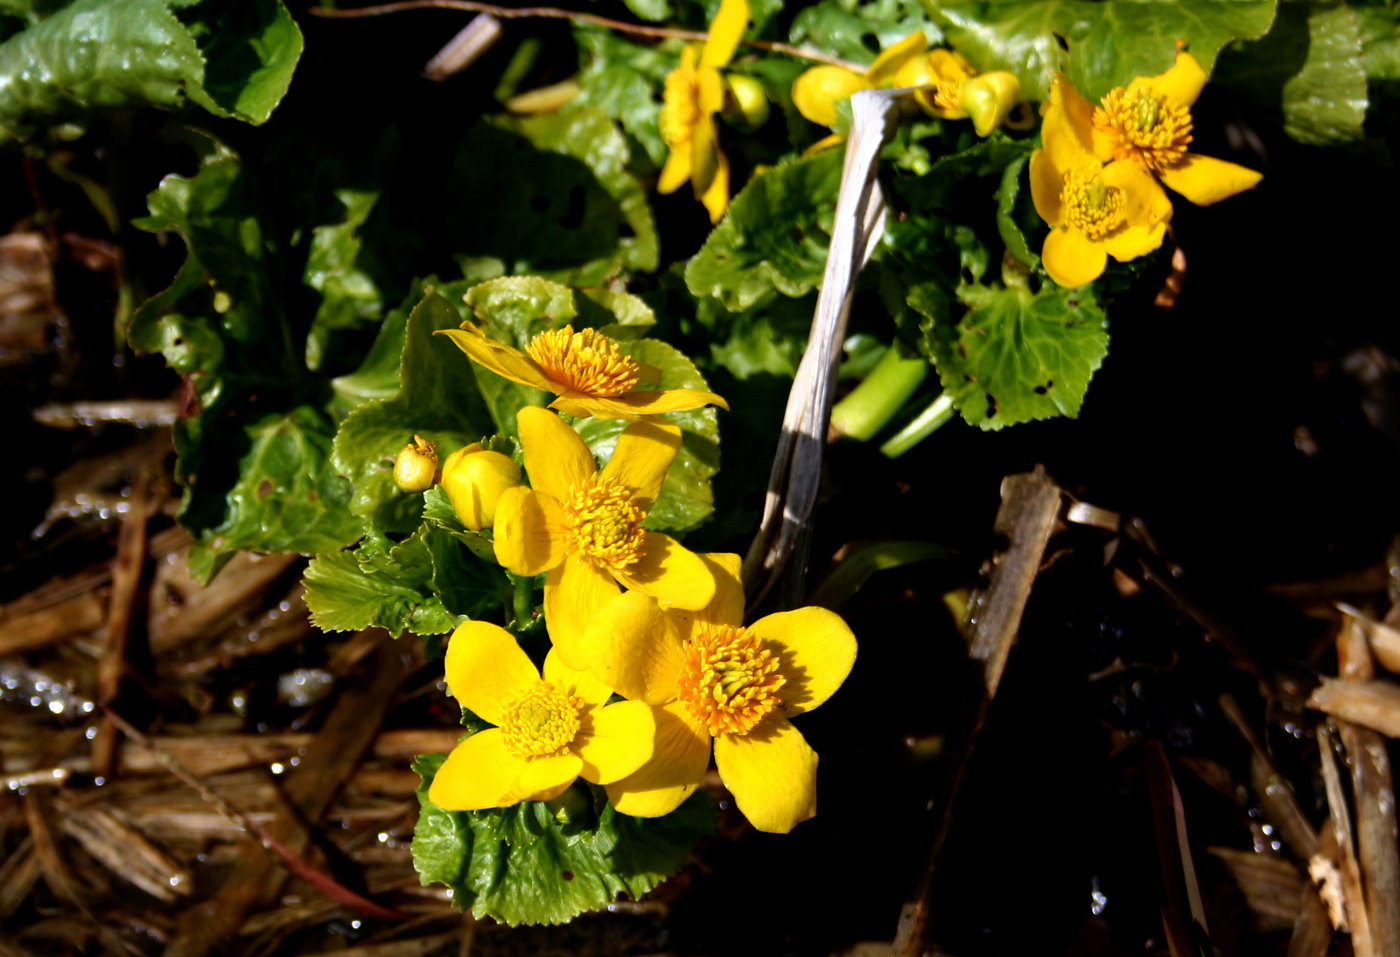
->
[491,406,717,670]
[428,621,657,811]
[578,554,856,834]
[657,0,750,223]
[437,320,727,420]
[1029,76,1174,288]
[1077,51,1262,206]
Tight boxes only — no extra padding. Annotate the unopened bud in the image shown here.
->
[721,74,771,132]
[393,436,438,493]
[960,71,1022,137]
[792,65,869,128]
[440,443,522,531]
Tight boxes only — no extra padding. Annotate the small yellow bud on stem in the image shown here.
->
[393,435,438,493]
[721,74,771,132]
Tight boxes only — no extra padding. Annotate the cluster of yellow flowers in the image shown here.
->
[425,317,858,833]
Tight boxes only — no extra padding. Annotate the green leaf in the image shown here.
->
[926,0,1279,102]
[576,339,722,534]
[193,0,304,125]
[696,290,814,380]
[789,0,937,67]
[1215,0,1368,146]
[186,405,361,582]
[304,189,383,372]
[328,281,422,419]
[685,149,845,311]
[412,754,715,926]
[914,280,1109,430]
[1358,4,1400,81]
[572,27,677,167]
[448,110,659,287]
[995,152,1040,270]
[331,291,496,536]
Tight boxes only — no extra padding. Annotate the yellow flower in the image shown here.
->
[1084,51,1262,206]
[437,321,728,420]
[657,0,751,223]
[892,49,1023,137]
[1029,76,1174,288]
[791,31,928,128]
[580,554,856,834]
[440,443,521,531]
[492,406,717,670]
[428,621,656,811]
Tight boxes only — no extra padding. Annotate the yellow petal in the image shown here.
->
[700,0,748,69]
[961,71,1021,137]
[690,112,720,196]
[657,144,692,195]
[676,552,744,638]
[434,323,556,392]
[1028,148,1064,228]
[543,648,613,710]
[714,716,817,833]
[792,66,869,128]
[574,700,656,784]
[1041,226,1107,288]
[428,729,525,810]
[1158,153,1262,206]
[1043,76,1098,171]
[749,606,857,717]
[700,144,731,224]
[1101,222,1167,263]
[516,405,597,503]
[612,532,716,611]
[545,553,623,671]
[583,590,685,706]
[492,486,567,576]
[513,752,584,804]
[599,417,682,512]
[441,447,522,531]
[606,700,712,817]
[866,31,928,87]
[555,388,729,420]
[802,132,847,157]
[1102,158,1173,228]
[444,621,540,727]
[1134,51,1207,111]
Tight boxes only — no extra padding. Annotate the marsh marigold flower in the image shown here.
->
[791,31,928,129]
[580,554,856,834]
[894,49,1022,137]
[657,0,750,222]
[440,443,521,531]
[428,621,656,811]
[492,406,716,669]
[1029,76,1174,288]
[437,321,727,420]
[1084,51,1262,206]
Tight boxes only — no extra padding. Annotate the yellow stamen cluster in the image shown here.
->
[563,477,646,569]
[1093,87,1192,172]
[500,680,582,757]
[525,326,643,398]
[659,71,700,147]
[1061,165,1126,239]
[677,624,786,737]
[929,82,962,115]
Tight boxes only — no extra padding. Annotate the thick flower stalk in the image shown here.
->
[1082,51,1262,206]
[791,31,928,129]
[580,554,856,834]
[492,406,716,669]
[657,0,750,223]
[1029,76,1174,288]
[894,49,1023,136]
[440,442,521,531]
[429,621,656,811]
[437,321,727,420]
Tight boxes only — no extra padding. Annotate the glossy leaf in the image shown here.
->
[789,0,937,67]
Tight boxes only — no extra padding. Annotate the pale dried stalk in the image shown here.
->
[422,14,502,78]
[1337,602,1400,675]
[1318,723,1374,955]
[1309,677,1400,738]
[53,794,191,903]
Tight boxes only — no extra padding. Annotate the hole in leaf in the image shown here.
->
[985,393,998,419]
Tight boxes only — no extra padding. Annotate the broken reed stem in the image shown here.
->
[93,473,148,776]
[1318,723,1374,956]
[309,1,863,69]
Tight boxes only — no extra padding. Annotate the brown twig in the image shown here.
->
[93,473,148,776]
[309,1,864,69]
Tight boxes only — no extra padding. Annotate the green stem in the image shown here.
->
[880,393,955,458]
[829,348,930,442]
[512,574,534,629]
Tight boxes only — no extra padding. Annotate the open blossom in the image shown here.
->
[894,49,1022,137]
[492,406,716,670]
[429,621,655,811]
[580,554,856,833]
[1083,51,1262,206]
[1029,77,1174,288]
[657,0,750,222]
[437,320,727,420]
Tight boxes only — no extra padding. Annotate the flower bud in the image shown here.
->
[440,443,522,531]
[393,435,438,493]
[792,65,869,128]
[960,71,1022,137]
[721,74,771,132]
